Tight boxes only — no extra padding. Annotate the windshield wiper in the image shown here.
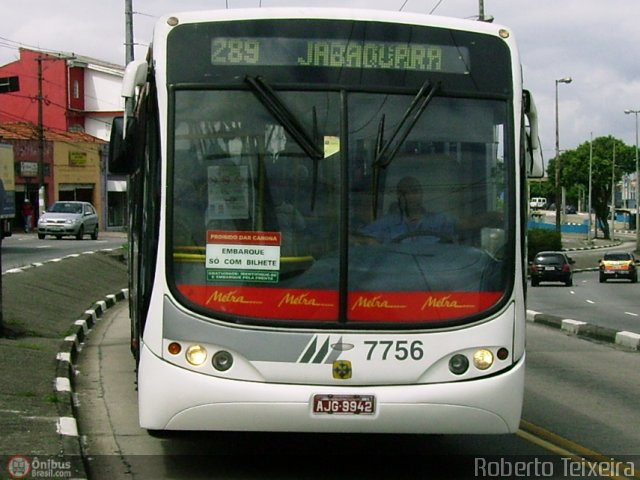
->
[371,114,386,218]
[373,79,440,169]
[245,76,323,160]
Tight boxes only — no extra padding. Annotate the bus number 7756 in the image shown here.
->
[364,340,424,361]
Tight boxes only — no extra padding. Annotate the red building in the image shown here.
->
[0,48,125,230]
[0,48,123,134]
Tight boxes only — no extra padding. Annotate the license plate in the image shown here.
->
[312,394,375,415]
[544,266,555,271]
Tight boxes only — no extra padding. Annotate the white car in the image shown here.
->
[37,201,99,240]
[529,197,546,209]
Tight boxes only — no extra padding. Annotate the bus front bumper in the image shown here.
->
[138,344,525,435]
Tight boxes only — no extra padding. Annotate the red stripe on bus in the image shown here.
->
[176,285,502,322]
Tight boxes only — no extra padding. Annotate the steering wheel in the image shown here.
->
[390,229,456,244]
[349,231,382,245]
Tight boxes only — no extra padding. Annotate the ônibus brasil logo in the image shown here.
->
[7,455,31,479]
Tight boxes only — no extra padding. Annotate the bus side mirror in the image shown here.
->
[108,116,137,174]
[523,90,545,178]
[108,60,149,175]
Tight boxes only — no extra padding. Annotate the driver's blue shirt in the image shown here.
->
[360,211,456,243]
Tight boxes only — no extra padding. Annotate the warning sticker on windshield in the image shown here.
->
[206,230,281,283]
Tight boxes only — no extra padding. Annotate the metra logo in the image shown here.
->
[206,290,261,305]
[298,335,345,364]
[351,295,405,310]
[421,295,474,309]
[277,292,333,308]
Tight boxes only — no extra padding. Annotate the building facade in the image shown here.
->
[0,122,105,231]
[0,48,125,231]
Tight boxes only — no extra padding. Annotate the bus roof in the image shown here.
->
[155,7,512,38]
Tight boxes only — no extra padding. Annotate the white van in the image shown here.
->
[529,197,546,209]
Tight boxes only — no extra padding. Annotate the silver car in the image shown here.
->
[37,201,99,240]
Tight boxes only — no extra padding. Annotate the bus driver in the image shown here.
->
[359,175,456,243]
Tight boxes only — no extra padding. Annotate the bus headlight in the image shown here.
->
[212,350,234,371]
[473,349,494,370]
[449,354,469,375]
[185,344,208,366]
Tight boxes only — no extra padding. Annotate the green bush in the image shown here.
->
[527,228,562,262]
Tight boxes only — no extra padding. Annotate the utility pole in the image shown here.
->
[36,56,45,220]
[34,54,74,221]
[587,132,598,243]
[624,109,640,253]
[125,0,135,116]
[554,77,572,233]
[611,144,616,241]
[477,1,494,22]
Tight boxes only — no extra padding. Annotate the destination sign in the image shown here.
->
[211,37,470,73]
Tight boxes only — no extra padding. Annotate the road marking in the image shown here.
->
[624,312,638,317]
[519,420,640,479]
[586,299,595,304]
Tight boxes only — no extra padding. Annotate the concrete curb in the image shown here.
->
[526,309,640,351]
[562,240,621,252]
[54,288,129,480]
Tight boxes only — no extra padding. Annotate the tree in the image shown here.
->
[528,177,554,201]
[547,136,635,239]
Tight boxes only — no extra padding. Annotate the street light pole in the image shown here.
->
[624,109,640,253]
[588,133,593,242]
[555,77,572,233]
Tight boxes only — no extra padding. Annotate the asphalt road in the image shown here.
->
[1,232,126,272]
[528,270,640,332]
[75,300,640,479]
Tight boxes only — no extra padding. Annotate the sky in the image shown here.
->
[1,0,639,161]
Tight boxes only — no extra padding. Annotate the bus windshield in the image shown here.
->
[168,19,512,327]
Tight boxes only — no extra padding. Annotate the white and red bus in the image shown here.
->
[109,7,543,435]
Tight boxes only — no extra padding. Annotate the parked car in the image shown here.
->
[37,201,99,240]
[598,252,638,283]
[529,251,574,286]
